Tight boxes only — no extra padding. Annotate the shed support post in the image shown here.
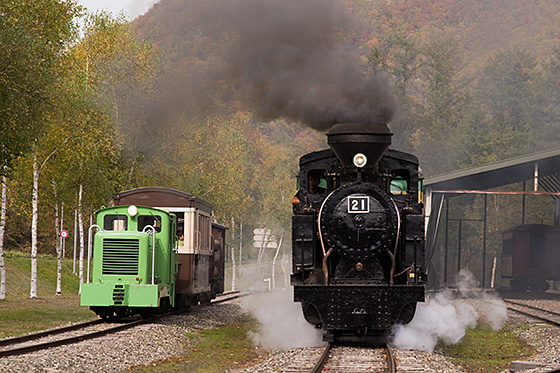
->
[482,194,487,289]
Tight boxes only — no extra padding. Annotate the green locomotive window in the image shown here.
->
[104,215,128,231]
[390,177,408,195]
[138,215,163,233]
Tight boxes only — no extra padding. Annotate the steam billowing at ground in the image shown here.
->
[242,290,325,349]
[240,269,508,351]
[234,261,325,349]
[391,270,508,352]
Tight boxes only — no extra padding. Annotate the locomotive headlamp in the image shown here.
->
[353,153,368,168]
[128,205,138,217]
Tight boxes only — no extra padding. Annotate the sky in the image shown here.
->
[77,0,161,19]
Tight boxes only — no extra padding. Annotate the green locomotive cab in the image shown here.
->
[81,205,177,318]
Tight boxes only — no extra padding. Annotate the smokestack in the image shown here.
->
[327,122,392,168]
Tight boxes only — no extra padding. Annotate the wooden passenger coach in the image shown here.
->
[112,187,225,306]
[502,224,560,292]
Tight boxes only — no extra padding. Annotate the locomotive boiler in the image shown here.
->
[291,122,426,341]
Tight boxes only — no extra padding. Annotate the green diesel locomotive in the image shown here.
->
[81,187,226,318]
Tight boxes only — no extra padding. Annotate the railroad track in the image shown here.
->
[504,299,560,327]
[0,290,245,358]
[307,342,396,373]
[0,317,145,358]
[212,290,244,304]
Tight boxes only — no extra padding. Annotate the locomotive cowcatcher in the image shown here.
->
[291,122,426,341]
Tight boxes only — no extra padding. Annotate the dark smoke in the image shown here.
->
[198,0,396,131]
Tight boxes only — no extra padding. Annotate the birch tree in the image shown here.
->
[78,185,85,292]
[0,0,80,298]
[52,180,62,295]
[30,133,81,298]
[0,168,7,300]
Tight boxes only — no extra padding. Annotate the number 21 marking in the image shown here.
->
[348,196,369,213]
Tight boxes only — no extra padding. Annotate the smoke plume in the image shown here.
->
[391,269,507,352]
[198,0,396,130]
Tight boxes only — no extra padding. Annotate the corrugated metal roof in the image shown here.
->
[424,147,560,191]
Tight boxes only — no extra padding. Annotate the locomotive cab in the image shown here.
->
[291,122,426,341]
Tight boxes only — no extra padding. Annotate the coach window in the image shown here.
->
[176,214,185,248]
[104,215,127,231]
[137,215,162,233]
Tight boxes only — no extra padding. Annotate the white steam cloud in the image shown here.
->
[242,290,325,350]
[391,291,478,351]
[391,269,508,352]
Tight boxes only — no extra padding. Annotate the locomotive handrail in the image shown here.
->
[174,235,179,275]
[322,248,333,285]
[86,225,103,284]
[143,225,157,285]
[317,192,332,257]
[392,198,401,255]
[317,190,335,285]
[389,198,401,285]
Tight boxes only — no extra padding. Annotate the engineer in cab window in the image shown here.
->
[308,170,326,194]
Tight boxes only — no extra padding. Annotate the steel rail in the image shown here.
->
[504,300,560,327]
[211,291,253,305]
[385,343,397,373]
[504,299,560,318]
[311,342,332,373]
[0,318,145,358]
[0,319,102,348]
[0,290,249,358]
[211,294,242,304]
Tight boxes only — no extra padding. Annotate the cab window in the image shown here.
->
[104,215,128,231]
[307,169,327,194]
[138,215,163,233]
[390,177,408,195]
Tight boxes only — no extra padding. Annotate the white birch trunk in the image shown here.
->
[61,202,65,257]
[0,171,7,300]
[73,209,77,274]
[78,185,85,294]
[53,180,62,295]
[30,151,39,299]
[238,221,242,276]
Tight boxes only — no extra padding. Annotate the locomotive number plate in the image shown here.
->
[347,196,369,213]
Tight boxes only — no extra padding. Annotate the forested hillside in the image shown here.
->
[129,0,560,174]
[128,0,560,287]
[1,0,559,291]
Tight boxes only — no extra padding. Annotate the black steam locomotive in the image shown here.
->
[291,122,426,341]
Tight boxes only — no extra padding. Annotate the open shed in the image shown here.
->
[423,147,560,289]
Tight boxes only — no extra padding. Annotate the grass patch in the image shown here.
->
[0,251,96,338]
[130,314,261,372]
[439,324,535,372]
[3,250,82,296]
[0,295,95,338]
